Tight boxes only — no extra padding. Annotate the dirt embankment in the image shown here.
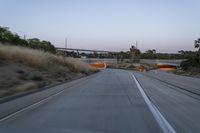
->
[0,44,98,98]
[173,68,200,78]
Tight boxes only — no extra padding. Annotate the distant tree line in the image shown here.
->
[0,26,56,54]
[62,50,198,60]
[141,51,197,60]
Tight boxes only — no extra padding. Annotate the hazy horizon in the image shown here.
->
[1,0,200,53]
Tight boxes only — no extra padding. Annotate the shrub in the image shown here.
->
[180,56,200,70]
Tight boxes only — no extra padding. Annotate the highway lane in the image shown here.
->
[0,69,200,133]
[133,70,200,133]
[142,70,200,95]
[0,69,162,133]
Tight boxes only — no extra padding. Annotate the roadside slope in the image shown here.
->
[0,44,97,98]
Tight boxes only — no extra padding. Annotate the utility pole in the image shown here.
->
[23,34,26,40]
[65,37,68,57]
[65,37,67,49]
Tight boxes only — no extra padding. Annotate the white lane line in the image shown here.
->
[130,72,176,133]
[0,89,66,122]
[0,73,99,122]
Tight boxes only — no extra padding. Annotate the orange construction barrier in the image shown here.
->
[90,62,107,69]
[157,64,177,71]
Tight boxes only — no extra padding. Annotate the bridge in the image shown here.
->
[56,47,117,54]
[56,47,183,70]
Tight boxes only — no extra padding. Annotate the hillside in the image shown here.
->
[0,44,97,98]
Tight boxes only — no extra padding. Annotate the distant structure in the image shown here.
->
[130,45,141,63]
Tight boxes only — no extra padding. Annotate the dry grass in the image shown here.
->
[65,58,98,74]
[10,82,37,92]
[0,44,97,74]
[0,44,98,98]
[0,82,37,97]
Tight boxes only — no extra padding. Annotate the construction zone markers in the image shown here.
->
[157,64,177,71]
[90,62,107,69]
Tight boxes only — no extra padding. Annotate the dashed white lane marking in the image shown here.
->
[130,72,177,133]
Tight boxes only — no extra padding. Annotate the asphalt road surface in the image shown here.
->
[0,69,200,133]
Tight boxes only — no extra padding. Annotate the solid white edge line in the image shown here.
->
[0,73,99,122]
[0,89,65,122]
[130,72,176,133]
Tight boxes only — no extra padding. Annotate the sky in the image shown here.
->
[0,0,200,53]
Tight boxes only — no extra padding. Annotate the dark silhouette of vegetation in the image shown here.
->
[194,38,200,57]
[27,38,56,53]
[63,50,195,60]
[145,49,156,54]
[141,50,197,60]
[0,26,56,54]
[180,38,200,71]
[180,56,200,70]
[178,50,197,59]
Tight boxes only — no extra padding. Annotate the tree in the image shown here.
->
[178,50,185,54]
[180,38,200,70]
[0,26,14,43]
[44,41,56,54]
[28,38,41,49]
[152,49,156,54]
[27,38,56,53]
[145,49,153,54]
[146,49,156,54]
[0,26,28,46]
[0,26,56,54]
[194,38,200,58]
